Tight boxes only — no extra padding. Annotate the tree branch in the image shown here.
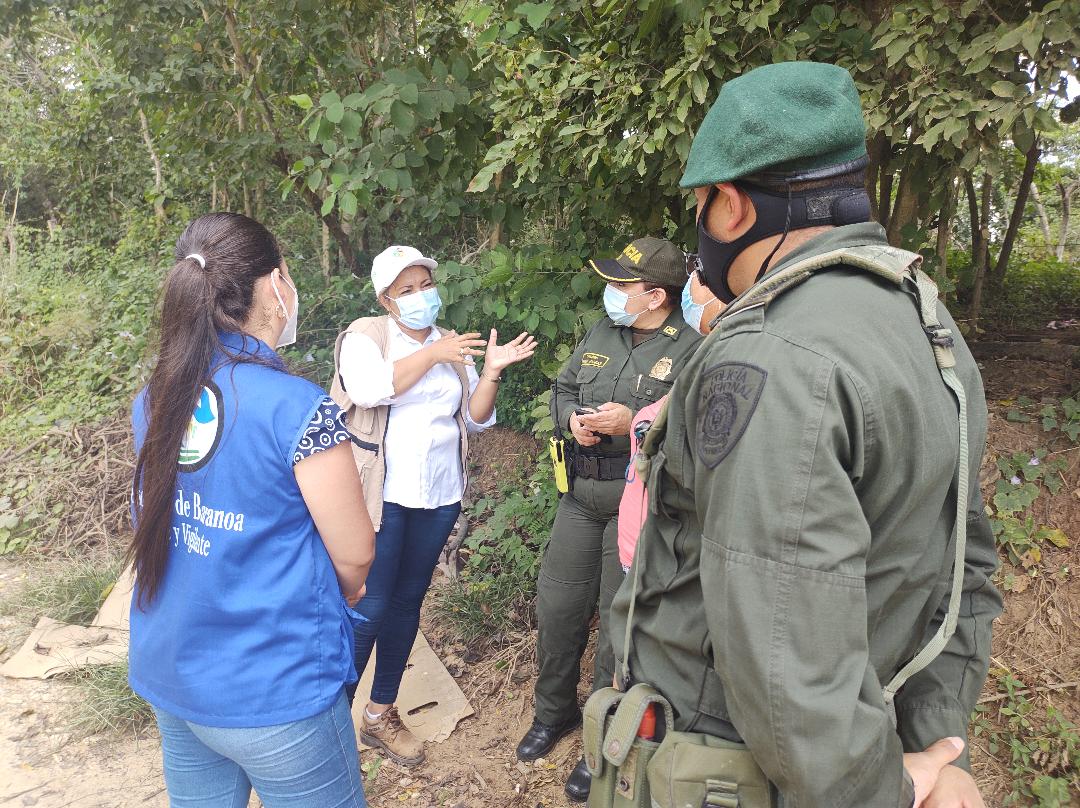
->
[138,108,165,220]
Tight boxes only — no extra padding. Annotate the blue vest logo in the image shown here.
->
[179,382,224,472]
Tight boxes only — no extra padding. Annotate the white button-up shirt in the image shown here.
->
[338,320,495,509]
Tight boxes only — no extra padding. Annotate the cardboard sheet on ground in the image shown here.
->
[0,616,127,679]
[3,571,474,748]
[351,630,473,746]
[91,565,135,631]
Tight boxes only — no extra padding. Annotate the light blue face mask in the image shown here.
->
[390,287,442,329]
[681,275,717,336]
[603,284,653,327]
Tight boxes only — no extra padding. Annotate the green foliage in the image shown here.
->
[990,449,1070,568]
[1039,398,1080,444]
[0,493,31,555]
[983,258,1080,330]
[2,554,121,626]
[64,662,153,735]
[435,459,560,642]
[0,221,161,441]
[361,755,384,783]
[469,0,1078,257]
[973,671,1080,806]
[433,567,536,646]
[463,459,559,582]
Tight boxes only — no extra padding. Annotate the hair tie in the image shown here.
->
[185,253,206,269]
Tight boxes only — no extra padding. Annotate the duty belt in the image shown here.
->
[574,453,630,481]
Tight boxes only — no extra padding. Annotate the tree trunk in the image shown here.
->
[254,181,264,220]
[886,167,920,246]
[3,187,17,278]
[1057,180,1078,261]
[138,107,165,221]
[992,139,1039,282]
[968,173,992,329]
[1030,182,1053,251]
[879,167,894,231]
[867,131,889,224]
[964,173,982,262]
[488,169,504,249]
[321,221,331,280]
[935,177,956,299]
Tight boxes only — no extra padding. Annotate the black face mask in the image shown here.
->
[696,180,872,303]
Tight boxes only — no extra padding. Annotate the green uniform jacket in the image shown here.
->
[610,223,1002,808]
[552,308,703,457]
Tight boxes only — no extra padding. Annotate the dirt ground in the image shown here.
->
[0,353,1077,808]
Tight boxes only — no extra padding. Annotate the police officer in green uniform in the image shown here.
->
[516,238,702,800]
[606,62,1002,807]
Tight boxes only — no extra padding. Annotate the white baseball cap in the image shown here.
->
[371,245,438,297]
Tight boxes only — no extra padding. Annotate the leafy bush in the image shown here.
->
[987,257,1080,330]
[944,251,1080,330]
[0,221,160,443]
[435,458,559,642]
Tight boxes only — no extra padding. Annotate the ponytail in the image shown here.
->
[127,213,282,609]
[129,259,216,608]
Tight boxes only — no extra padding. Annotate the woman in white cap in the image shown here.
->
[330,245,536,766]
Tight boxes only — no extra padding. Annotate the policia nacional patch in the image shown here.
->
[696,362,767,468]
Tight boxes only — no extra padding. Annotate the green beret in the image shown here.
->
[680,61,868,189]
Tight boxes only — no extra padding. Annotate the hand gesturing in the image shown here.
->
[430,331,487,365]
[482,329,537,376]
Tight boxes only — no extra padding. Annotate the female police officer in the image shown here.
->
[516,237,702,801]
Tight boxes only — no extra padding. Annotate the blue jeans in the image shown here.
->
[153,690,366,808]
[348,501,461,705]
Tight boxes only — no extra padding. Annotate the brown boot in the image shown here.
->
[359,705,425,766]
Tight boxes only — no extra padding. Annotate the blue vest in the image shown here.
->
[130,331,357,728]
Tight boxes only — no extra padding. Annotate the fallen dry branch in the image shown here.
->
[4,416,134,556]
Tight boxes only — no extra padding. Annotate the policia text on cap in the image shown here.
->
[590,61,1001,808]
[516,237,702,801]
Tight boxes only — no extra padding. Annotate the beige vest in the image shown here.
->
[329,315,470,531]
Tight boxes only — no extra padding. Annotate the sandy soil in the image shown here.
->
[0,558,584,808]
[0,561,173,808]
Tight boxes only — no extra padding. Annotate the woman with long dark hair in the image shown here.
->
[129,212,374,808]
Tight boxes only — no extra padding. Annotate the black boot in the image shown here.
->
[515,712,582,761]
[564,757,591,803]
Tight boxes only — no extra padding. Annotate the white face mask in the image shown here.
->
[271,272,298,349]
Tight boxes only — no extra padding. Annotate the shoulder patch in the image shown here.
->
[179,380,224,473]
[582,352,610,368]
[696,363,767,468]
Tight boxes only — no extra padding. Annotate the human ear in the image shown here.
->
[378,293,396,316]
[707,183,754,240]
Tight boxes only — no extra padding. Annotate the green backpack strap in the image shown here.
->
[881,267,969,717]
[601,683,675,767]
[723,244,969,720]
[720,244,915,321]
